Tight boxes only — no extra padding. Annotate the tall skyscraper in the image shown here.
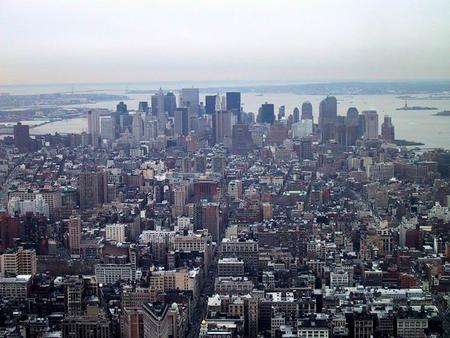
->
[68,215,81,255]
[226,92,241,122]
[115,101,131,135]
[87,110,100,146]
[138,101,149,113]
[151,89,165,116]
[100,116,115,140]
[213,110,232,146]
[180,88,199,113]
[164,92,177,116]
[79,172,106,210]
[174,108,189,136]
[363,110,379,140]
[258,103,275,124]
[13,122,31,153]
[293,107,300,123]
[132,113,144,141]
[381,115,395,142]
[345,107,359,146]
[319,96,337,143]
[205,95,216,115]
[232,123,254,155]
[301,101,313,120]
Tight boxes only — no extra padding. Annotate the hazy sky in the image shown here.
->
[1,0,450,85]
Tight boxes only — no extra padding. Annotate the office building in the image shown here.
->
[258,103,275,124]
[13,122,31,153]
[132,113,144,141]
[226,92,241,122]
[232,123,254,155]
[142,302,170,338]
[138,101,149,113]
[345,107,359,146]
[381,115,395,142]
[87,110,100,146]
[100,116,115,140]
[301,101,313,120]
[180,88,199,113]
[105,223,127,242]
[293,107,300,123]
[174,108,189,136]
[151,89,165,116]
[205,95,217,115]
[319,96,337,143]
[164,92,177,116]
[213,110,232,146]
[0,247,37,276]
[68,215,81,255]
[363,110,379,140]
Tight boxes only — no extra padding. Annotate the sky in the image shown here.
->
[1,0,450,85]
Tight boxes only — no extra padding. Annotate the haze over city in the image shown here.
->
[1,0,450,85]
[2,1,450,338]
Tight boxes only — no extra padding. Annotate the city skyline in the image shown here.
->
[1,0,450,85]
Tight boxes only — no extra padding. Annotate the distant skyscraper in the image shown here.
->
[132,113,144,141]
[205,95,217,115]
[232,123,254,155]
[301,101,313,120]
[299,137,313,160]
[87,110,100,146]
[174,108,189,136]
[117,101,128,114]
[13,122,30,153]
[213,110,232,146]
[345,107,359,146]
[381,115,395,142]
[151,89,165,116]
[79,172,106,210]
[226,92,241,122]
[278,105,285,120]
[138,101,149,113]
[100,116,115,140]
[180,88,199,113]
[293,107,300,123]
[319,96,337,143]
[68,216,81,255]
[115,101,130,135]
[164,92,177,116]
[258,103,275,124]
[363,110,379,140]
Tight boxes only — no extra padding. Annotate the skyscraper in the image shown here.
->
[132,113,144,141]
[319,96,337,143]
[293,107,300,123]
[226,92,241,122]
[363,110,379,140]
[381,115,395,142]
[138,101,149,113]
[232,123,254,155]
[87,110,100,146]
[180,88,199,113]
[345,107,359,146]
[205,95,217,115]
[68,215,81,255]
[301,101,313,120]
[79,172,106,210]
[258,103,275,124]
[13,122,31,153]
[164,92,177,117]
[213,110,232,146]
[174,108,189,136]
[100,116,115,140]
[151,89,165,116]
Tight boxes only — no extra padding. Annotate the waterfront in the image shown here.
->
[29,91,450,149]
